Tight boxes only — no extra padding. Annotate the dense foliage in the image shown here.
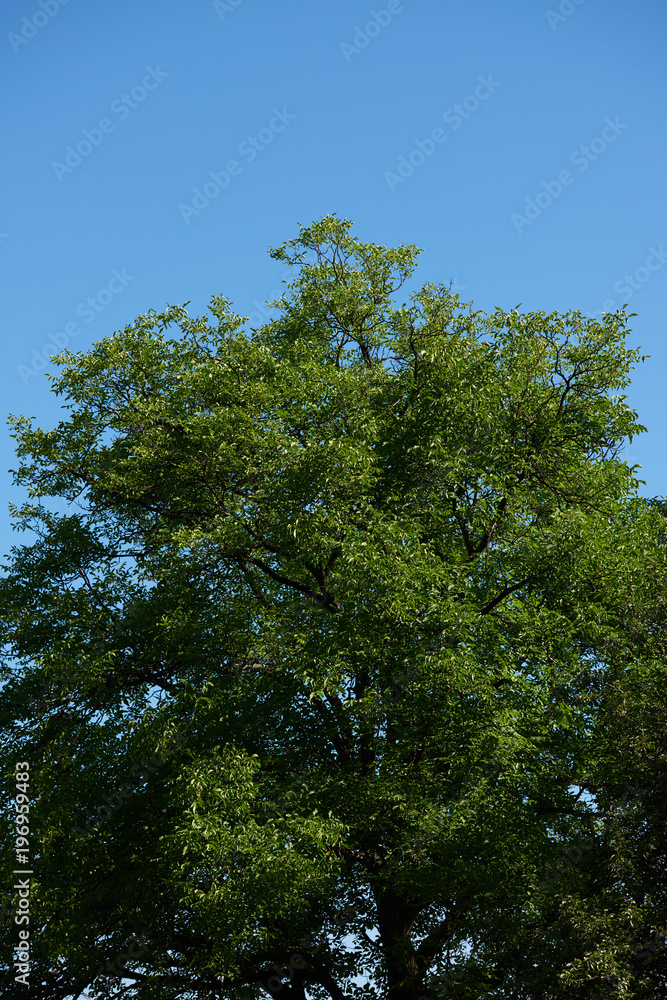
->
[1,216,666,999]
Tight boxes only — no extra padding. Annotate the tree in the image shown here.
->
[1,215,666,999]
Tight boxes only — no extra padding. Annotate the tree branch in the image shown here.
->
[479,577,530,615]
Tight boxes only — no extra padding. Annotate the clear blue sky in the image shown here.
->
[2,0,666,563]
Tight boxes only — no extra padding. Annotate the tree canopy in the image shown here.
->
[1,216,666,999]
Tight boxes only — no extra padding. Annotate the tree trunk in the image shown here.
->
[374,889,428,1000]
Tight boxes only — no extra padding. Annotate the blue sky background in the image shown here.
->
[1,0,666,565]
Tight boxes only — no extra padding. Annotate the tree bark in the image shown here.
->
[374,889,428,1000]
